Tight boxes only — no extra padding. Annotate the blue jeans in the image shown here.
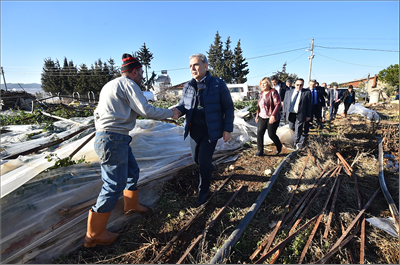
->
[92,131,139,213]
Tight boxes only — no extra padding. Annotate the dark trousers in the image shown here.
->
[330,103,339,120]
[304,105,323,134]
[189,125,218,195]
[257,117,282,153]
[288,113,304,145]
[344,103,351,115]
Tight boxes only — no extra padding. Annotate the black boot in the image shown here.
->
[255,151,264,157]
[196,191,209,206]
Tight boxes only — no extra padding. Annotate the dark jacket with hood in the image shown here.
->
[176,71,234,142]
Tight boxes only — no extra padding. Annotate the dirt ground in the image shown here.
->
[55,103,399,264]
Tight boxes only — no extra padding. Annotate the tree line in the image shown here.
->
[41,57,119,96]
[40,43,157,95]
[40,35,398,98]
[40,34,253,97]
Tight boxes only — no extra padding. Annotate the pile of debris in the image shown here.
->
[0,90,36,111]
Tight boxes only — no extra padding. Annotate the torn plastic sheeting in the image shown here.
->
[0,117,95,160]
[0,121,192,262]
[0,130,97,198]
[233,116,296,146]
[0,118,250,263]
[234,105,251,118]
[0,120,190,198]
[366,217,398,238]
[1,116,258,198]
[337,103,381,121]
[1,163,103,262]
[217,154,239,164]
[1,155,195,263]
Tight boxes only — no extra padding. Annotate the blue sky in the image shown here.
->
[1,1,399,87]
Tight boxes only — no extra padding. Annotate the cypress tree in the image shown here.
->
[41,58,62,94]
[89,59,104,93]
[107,58,120,79]
[61,58,71,94]
[67,60,77,94]
[223,36,234,83]
[76,63,91,95]
[41,58,56,93]
[207,31,224,79]
[273,62,297,83]
[232,39,249,84]
[136,43,154,91]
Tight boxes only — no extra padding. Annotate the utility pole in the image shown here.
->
[365,73,370,103]
[1,67,8,92]
[307,38,315,84]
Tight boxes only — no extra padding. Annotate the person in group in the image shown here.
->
[340,85,356,118]
[271,75,287,107]
[328,85,342,121]
[395,90,399,100]
[84,53,181,248]
[286,79,294,90]
[255,77,282,156]
[304,79,325,135]
[321,82,329,121]
[282,78,311,149]
[175,53,234,205]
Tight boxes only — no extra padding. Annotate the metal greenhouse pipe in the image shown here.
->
[209,150,298,264]
[377,137,399,234]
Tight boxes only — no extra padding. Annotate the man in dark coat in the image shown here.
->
[327,85,342,120]
[271,75,288,108]
[321,83,329,121]
[340,85,356,118]
[282,78,311,149]
[304,79,325,135]
[286,79,294,90]
[175,53,234,205]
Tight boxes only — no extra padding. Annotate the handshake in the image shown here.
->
[171,107,182,119]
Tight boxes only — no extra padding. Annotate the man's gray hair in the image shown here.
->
[189,53,208,64]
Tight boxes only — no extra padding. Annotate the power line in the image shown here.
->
[2,44,397,79]
[314,52,388,68]
[311,69,319,82]
[247,47,309,60]
[315,45,399,52]
[248,51,308,80]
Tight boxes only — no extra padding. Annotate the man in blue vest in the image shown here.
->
[175,53,234,205]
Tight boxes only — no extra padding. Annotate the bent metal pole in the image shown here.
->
[209,150,298,264]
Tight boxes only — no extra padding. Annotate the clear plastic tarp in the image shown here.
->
[337,102,381,121]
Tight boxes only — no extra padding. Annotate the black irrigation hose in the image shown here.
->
[209,149,298,264]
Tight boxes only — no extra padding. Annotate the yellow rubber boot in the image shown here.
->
[84,210,119,247]
[123,189,150,215]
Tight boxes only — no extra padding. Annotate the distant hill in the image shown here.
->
[1,83,43,95]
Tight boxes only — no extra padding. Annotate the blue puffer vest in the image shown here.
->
[176,72,234,142]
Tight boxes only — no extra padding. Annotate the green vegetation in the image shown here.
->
[45,153,88,171]
[378,64,399,96]
[207,31,249,84]
[0,107,95,130]
[135,43,157,91]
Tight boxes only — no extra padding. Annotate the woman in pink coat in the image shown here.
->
[255,77,282,156]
